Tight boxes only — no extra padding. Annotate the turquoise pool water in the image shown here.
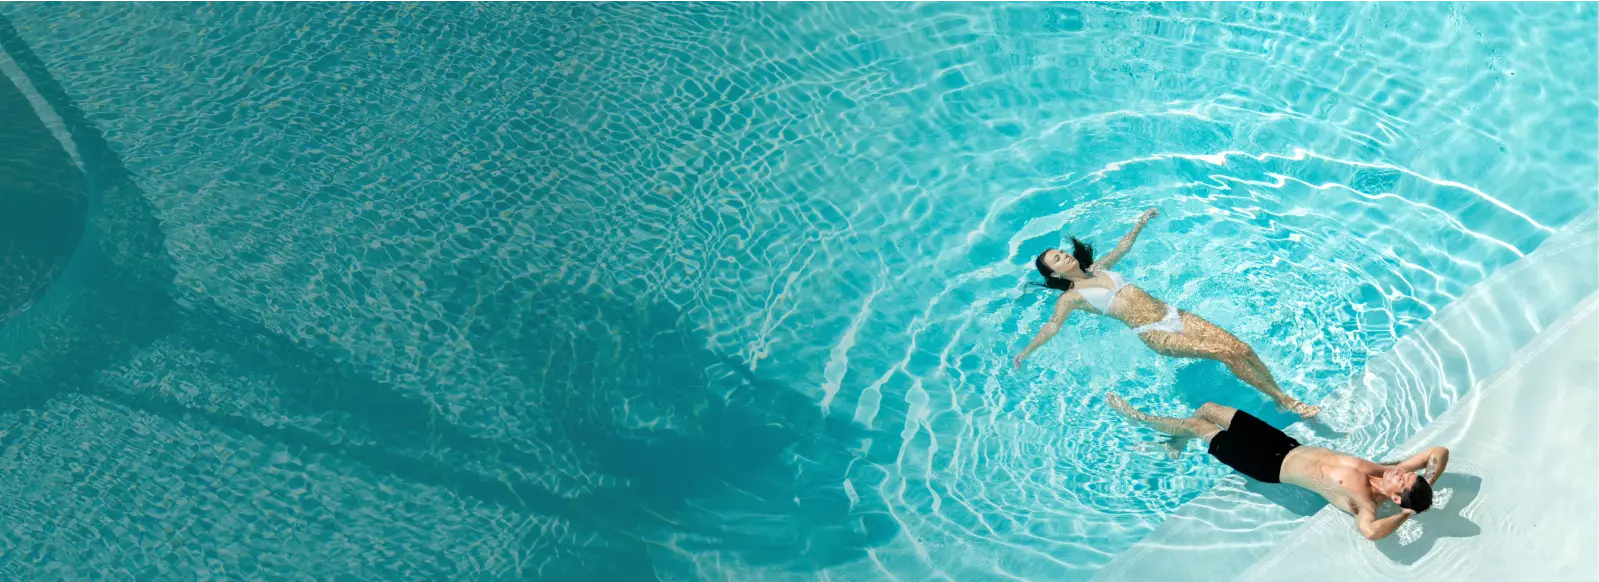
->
[0,3,1594,580]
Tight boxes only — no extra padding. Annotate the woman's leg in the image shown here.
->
[1140,313,1320,419]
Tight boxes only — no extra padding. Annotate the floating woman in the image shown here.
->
[1014,208,1320,419]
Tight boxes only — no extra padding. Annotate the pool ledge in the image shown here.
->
[1093,211,1598,582]
[1239,290,1598,580]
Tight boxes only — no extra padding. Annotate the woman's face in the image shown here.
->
[1042,248,1082,277]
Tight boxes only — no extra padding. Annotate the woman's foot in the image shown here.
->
[1277,398,1321,420]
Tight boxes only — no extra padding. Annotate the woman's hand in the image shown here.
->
[1013,354,1027,369]
[1099,210,1158,270]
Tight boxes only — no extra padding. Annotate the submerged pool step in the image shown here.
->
[1093,211,1598,582]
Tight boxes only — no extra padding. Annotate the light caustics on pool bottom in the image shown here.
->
[0,2,1595,580]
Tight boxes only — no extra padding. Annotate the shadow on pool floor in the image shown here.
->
[1375,473,1483,565]
[0,12,896,578]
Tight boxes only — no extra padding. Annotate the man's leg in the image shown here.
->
[1193,401,1241,429]
[1107,393,1222,458]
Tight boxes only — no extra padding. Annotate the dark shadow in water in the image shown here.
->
[0,13,895,578]
[181,282,898,575]
[477,282,899,574]
[0,52,85,321]
[1375,473,1483,565]
[167,300,611,523]
[0,12,179,412]
[0,13,651,579]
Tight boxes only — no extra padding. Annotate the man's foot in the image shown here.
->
[1106,392,1141,421]
[1277,398,1321,420]
[1145,437,1191,459]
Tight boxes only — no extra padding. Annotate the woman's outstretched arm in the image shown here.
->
[1014,293,1079,369]
[1096,208,1158,270]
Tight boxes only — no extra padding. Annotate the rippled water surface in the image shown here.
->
[0,2,1595,580]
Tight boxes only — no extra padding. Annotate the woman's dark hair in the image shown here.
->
[1032,236,1095,291]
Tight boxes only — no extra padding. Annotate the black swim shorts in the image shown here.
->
[1207,410,1301,484]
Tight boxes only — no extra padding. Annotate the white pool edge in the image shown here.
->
[1237,291,1599,581]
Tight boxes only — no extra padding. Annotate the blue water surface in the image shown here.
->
[0,2,1594,580]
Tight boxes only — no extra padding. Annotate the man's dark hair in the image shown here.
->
[1399,477,1433,513]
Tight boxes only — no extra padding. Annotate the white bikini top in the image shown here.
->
[1076,270,1129,313]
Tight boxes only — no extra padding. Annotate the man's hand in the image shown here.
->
[1359,508,1413,541]
[1139,208,1159,224]
[1013,354,1026,369]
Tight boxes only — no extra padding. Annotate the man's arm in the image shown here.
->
[1014,295,1078,368]
[1387,446,1451,484]
[1357,506,1415,541]
[1335,491,1410,542]
[1095,209,1157,270]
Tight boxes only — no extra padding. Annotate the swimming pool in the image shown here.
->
[0,3,1594,580]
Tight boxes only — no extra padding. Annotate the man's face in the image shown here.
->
[1380,467,1419,504]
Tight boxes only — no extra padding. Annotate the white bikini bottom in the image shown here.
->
[1131,305,1184,335]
